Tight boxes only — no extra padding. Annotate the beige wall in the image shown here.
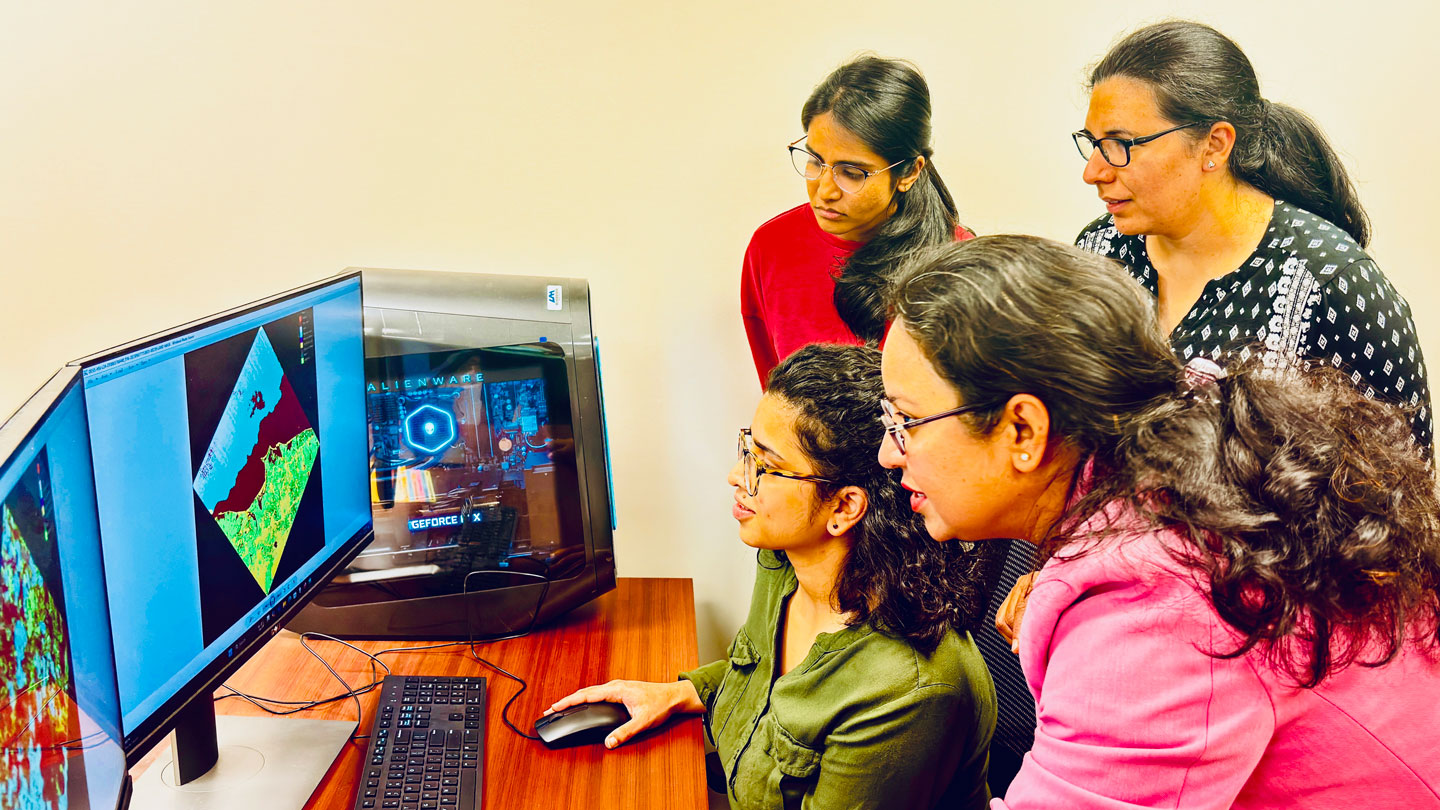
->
[3,1,1436,662]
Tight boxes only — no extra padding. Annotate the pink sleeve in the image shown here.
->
[994,566,1276,809]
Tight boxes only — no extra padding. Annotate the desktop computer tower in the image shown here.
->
[289,268,616,639]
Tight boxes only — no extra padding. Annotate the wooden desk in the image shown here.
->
[142,578,708,809]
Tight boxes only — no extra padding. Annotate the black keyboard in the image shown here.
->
[354,675,486,810]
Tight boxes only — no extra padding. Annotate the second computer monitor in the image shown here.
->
[76,273,372,767]
[1,369,129,810]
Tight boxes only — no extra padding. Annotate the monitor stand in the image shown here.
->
[131,700,353,809]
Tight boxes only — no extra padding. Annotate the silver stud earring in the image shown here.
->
[1206,161,1215,169]
[1019,453,1031,462]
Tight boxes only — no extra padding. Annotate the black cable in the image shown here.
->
[217,567,553,744]
[297,632,369,741]
[463,568,551,740]
[216,634,388,714]
[353,637,545,740]
[216,633,386,741]
[467,642,541,741]
[461,568,551,642]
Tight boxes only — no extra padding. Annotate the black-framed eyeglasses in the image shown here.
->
[788,136,907,195]
[879,398,988,456]
[1071,122,1205,168]
[737,428,836,497]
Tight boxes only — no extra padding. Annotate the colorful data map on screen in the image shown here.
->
[1,452,72,809]
[193,328,319,594]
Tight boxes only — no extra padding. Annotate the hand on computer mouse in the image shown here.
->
[544,679,704,748]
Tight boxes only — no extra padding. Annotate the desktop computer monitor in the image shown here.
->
[1,368,129,810]
[74,273,372,808]
[289,269,616,639]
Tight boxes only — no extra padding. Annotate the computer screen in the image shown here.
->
[76,273,371,771]
[1,369,129,810]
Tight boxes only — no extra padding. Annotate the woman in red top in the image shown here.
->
[742,55,972,386]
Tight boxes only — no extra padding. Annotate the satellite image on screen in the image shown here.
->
[186,311,326,645]
[193,329,319,593]
[1,449,76,809]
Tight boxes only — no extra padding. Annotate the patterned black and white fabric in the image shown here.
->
[1077,200,1433,450]
[970,539,1038,797]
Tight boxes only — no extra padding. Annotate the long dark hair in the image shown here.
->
[1091,20,1371,246]
[891,236,1440,686]
[802,56,964,342]
[766,343,1000,652]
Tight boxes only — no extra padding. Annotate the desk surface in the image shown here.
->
[146,578,708,810]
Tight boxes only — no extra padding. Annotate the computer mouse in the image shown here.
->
[534,701,631,749]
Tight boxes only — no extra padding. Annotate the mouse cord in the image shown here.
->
[464,644,542,741]
[462,569,552,741]
[361,639,541,740]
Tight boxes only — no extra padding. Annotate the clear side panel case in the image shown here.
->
[292,270,615,638]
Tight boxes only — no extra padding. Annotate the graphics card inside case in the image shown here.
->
[289,268,615,639]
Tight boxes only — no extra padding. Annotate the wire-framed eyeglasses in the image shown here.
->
[1071,122,1206,168]
[879,398,988,455]
[788,136,908,195]
[736,428,835,497]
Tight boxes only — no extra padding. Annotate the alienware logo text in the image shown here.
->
[366,372,485,393]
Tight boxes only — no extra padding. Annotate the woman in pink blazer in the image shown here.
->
[877,235,1440,808]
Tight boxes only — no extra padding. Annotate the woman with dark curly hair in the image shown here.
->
[547,343,999,809]
[879,235,1440,808]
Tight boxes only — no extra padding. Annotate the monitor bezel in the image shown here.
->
[0,367,81,465]
[69,271,374,762]
[71,271,362,370]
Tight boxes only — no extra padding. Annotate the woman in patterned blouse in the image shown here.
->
[1071,20,1432,448]
[992,21,1437,782]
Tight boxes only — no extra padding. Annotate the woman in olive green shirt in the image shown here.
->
[547,344,997,809]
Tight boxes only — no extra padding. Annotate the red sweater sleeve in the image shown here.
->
[740,239,778,388]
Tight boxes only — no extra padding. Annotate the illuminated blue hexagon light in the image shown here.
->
[403,404,457,455]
